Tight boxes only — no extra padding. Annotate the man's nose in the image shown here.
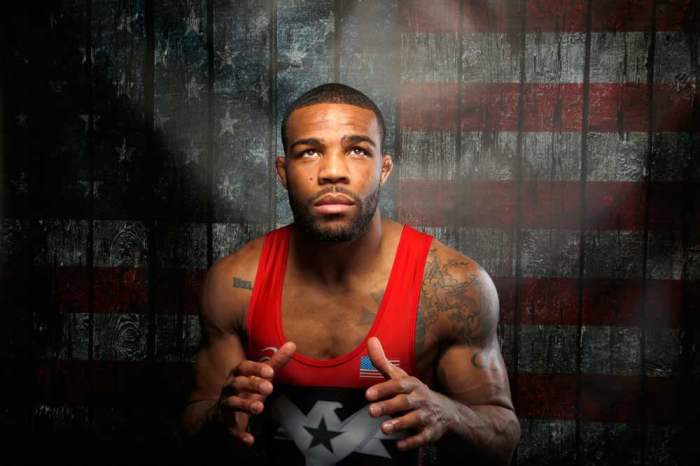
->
[318,150,350,184]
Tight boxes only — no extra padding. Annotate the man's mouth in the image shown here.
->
[313,193,356,214]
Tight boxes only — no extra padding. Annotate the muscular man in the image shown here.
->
[181,83,520,465]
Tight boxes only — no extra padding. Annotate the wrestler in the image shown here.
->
[181,83,520,465]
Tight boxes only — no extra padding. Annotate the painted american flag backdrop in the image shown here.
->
[1,0,698,465]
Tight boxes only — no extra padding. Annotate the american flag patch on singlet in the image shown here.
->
[359,356,400,379]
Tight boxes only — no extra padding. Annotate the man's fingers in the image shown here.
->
[367,337,406,379]
[380,409,425,435]
[232,375,273,396]
[396,427,435,451]
[228,342,295,385]
[366,377,416,402]
[229,411,255,446]
[221,395,265,416]
[267,341,296,371]
[368,393,414,417]
[231,430,255,446]
[234,360,274,379]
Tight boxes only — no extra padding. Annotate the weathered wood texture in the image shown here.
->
[1,0,698,464]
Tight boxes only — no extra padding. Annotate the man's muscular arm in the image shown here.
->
[180,244,295,446]
[426,246,520,464]
[366,245,520,465]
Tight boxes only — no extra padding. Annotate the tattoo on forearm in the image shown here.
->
[233,277,252,290]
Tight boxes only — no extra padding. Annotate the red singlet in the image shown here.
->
[245,223,433,466]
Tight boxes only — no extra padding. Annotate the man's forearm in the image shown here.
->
[439,396,521,465]
[178,399,251,463]
[181,399,219,436]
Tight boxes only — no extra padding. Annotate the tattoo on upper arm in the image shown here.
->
[415,299,427,355]
[417,247,484,358]
[233,277,252,290]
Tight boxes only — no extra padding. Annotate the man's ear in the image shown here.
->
[275,156,288,189]
[379,154,393,186]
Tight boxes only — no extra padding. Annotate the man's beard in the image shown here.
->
[287,183,380,242]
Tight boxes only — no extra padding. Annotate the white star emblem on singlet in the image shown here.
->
[269,395,406,466]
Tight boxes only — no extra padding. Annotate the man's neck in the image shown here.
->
[289,212,388,290]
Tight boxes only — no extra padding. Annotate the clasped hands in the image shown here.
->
[213,336,457,450]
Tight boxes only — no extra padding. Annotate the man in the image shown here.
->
[181,83,520,465]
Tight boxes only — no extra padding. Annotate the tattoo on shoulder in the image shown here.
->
[417,247,484,352]
[358,306,376,326]
[233,277,252,290]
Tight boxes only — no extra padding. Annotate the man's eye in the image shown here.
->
[301,149,320,157]
[350,147,369,156]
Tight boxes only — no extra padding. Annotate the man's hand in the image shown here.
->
[365,337,457,451]
[213,341,296,445]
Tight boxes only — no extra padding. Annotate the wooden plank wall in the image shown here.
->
[1,0,698,464]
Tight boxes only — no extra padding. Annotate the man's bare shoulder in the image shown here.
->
[209,235,266,286]
[201,235,266,334]
[420,237,499,348]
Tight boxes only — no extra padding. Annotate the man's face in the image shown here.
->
[276,103,392,242]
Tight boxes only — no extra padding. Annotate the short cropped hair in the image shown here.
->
[281,83,386,154]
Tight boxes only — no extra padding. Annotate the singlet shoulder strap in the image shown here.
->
[374,224,433,376]
[245,225,292,347]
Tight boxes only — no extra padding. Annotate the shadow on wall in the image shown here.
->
[0,3,232,465]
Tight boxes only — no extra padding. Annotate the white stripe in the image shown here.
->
[212,222,268,261]
[462,32,521,84]
[523,33,586,84]
[401,32,460,82]
[517,419,576,463]
[402,131,699,182]
[520,229,581,279]
[93,220,148,268]
[400,130,458,180]
[416,226,515,278]
[403,32,687,84]
[38,313,199,362]
[415,227,695,281]
[590,32,650,83]
[654,32,693,85]
[33,219,89,267]
[22,224,696,281]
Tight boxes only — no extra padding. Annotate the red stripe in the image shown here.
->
[400,83,695,132]
[154,268,206,315]
[516,373,688,423]
[496,277,690,327]
[400,0,461,33]
[48,267,204,314]
[401,0,691,32]
[397,180,699,230]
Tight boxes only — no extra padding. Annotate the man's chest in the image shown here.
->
[280,286,385,359]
